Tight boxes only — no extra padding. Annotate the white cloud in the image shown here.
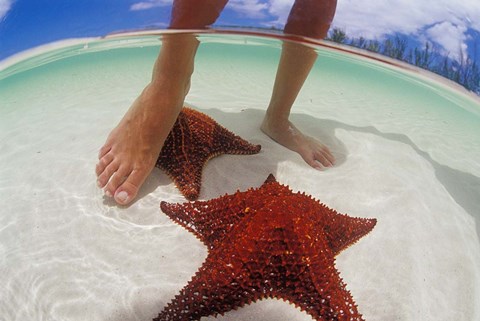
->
[265,0,294,25]
[224,0,294,25]
[0,0,12,20]
[426,21,468,60]
[226,0,269,19]
[331,0,480,60]
[130,0,172,11]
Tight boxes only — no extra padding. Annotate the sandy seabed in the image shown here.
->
[0,33,479,321]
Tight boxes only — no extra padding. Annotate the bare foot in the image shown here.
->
[261,115,335,170]
[96,85,183,205]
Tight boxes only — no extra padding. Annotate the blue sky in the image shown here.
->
[1,0,480,62]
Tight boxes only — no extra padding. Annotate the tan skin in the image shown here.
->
[96,0,338,205]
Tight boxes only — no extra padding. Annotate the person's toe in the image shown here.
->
[96,152,114,177]
[104,165,131,197]
[314,149,334,168]
[97,160,120,188]
[113,169,147,205]
[98,144,112,159]
[302,151,323,170]
[321,146,335,165]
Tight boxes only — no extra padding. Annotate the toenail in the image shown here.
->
[105,190,112,197]
[97,180,102,188]
[115,191,129,203]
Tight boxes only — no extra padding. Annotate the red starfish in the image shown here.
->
[155,174,376,321]
[155,108,261,201]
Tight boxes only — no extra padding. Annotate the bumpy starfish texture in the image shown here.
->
[155,174,376,321]
[155,107,261,200]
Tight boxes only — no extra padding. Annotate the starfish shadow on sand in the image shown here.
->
[210,108,479,241]
[134,107,348,203]
[107,107,478,321]
[104,107,347,207]
[109,106,479,240]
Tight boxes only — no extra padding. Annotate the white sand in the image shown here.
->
[0,34,479,321]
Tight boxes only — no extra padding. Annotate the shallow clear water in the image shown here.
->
[0,32,479,320]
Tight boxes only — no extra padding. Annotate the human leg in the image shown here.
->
[261,0,337,169]
[96,0,227,205]
[261,41,335,169]
[96,35,199,204]
[283,0,337,40]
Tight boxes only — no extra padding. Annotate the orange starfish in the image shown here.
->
[155,174,376,321]
[155,108,261,200]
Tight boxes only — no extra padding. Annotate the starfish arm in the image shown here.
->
[159,161,205,201]
[309,255,365,320]
[211,124,261,155]
[160,190,254,248]
[154,246,265,321]
[262,196,368,320]
[272,259,365,321]
[269,230,365,321]
[156,108,261,200]
[187,108,260,156]
[318,206,377,255]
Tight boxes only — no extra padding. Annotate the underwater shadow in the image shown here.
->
[112,107,349,208]
[103,107,479,320]
[108,106,479,241]
[289,112,480,241]
[205,107,480,240]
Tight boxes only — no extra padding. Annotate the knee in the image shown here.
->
[284,0,337,39]
[169,0,228,29]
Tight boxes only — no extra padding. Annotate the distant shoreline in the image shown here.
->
[1,28,479,106]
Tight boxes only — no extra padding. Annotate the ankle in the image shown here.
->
[263,111,290,129]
